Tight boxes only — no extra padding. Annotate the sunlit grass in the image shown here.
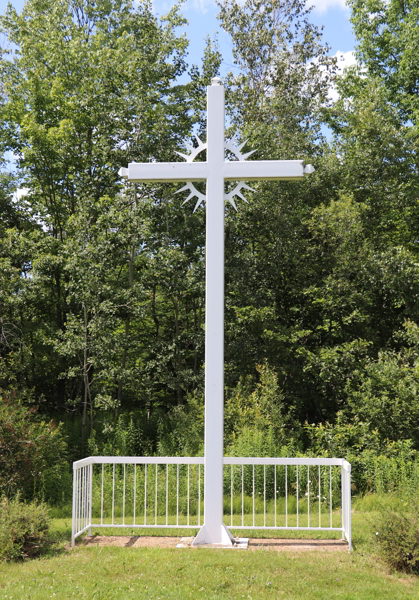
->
[0,501,418,600]
[0,521,418,600]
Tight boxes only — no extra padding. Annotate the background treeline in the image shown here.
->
[1,0,418,505]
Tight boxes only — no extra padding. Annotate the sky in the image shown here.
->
[152,0,357,87]
[2,0,357,79]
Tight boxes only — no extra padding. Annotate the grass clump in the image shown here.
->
[0,496,50,561]
[374,497,419,574]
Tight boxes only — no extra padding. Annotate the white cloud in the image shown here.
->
[151,0,216,15]
[308,0,349,14]
[12,188,30,204]
[151,0,348,18]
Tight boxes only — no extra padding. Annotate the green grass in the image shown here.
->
[0,499,418,600]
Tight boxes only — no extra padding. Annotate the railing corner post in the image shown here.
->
[88,461,93,536]
[71,462,77,547]
[342,460,352,551]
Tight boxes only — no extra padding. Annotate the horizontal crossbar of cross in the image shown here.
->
[118,160,314,183]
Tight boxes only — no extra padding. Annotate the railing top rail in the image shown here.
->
[223,457,345,466]
[73,456,205,468]
[73,457,95,469]
[73,456,348,469]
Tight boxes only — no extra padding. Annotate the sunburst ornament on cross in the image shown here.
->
[119,77,314,547]
[173,135,256,212]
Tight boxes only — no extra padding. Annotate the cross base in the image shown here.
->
[176,531,248,549]
[192,523,234,546]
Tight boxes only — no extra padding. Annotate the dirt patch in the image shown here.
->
[80,535,348,552]
[82,535,179,548]
[249,538,348,552]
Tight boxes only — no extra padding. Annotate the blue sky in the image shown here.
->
[3,0,357,79]
[154,0,357,83]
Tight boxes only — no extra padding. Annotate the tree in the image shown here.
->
[348,0,419,129]
[0,0,192,414]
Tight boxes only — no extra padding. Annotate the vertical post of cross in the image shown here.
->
[192,78,233,546]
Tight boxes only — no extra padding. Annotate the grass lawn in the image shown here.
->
[0,506,418,600]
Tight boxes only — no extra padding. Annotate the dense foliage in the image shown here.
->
[0,495,50,561]
[0,0,418,501]
[0,388,69,503]
[375,497,419,574]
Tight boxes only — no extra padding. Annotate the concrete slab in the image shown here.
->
[177,536,249,549]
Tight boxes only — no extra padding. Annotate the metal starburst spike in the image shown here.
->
[175,137,256,212]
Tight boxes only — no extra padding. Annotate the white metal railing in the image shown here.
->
[72,456,351,550]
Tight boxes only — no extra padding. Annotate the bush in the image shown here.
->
[0,388,71,504]
[0,496,50,561]
[375,498,419,574]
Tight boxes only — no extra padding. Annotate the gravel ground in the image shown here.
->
[80,535,349,552]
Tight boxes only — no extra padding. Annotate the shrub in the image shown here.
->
[0,388,71,504]
[374,498,419,574]
[0,496,50,561]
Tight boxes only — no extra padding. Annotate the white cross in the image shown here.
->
[119,77,314,546]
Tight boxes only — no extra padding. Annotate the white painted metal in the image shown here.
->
[71,456,351,550]
[118,77,314,546]
[296,465,299,527]
[192,79,233,547]
[308,466,310,528]
[166,465,169,526]
[329,466,332,529]
[318,465,321,528]
[176,464,179,526]
[119,159,307,182]
[155,464,158,525]
[123,463,126,525]
[88,463,93,536]
[133,464,136,526]
[144,464,147,526]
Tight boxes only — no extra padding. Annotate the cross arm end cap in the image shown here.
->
[304,164,315,175]
[118,167,129,178]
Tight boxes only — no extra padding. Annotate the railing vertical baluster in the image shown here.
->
[112,463,115,525]
[101,464,104,526]
[252,465,255,527]
[318,465,321,528]
[123,463,126,526]
[263,465,266,528]
[274,465,277,528]
[307,465,310,528]
[296,465,299,527]
[144,464,148,526]
[133,464,136,526]
[231,464,233,527]
[166,464,169,526]
[285,465,288,528]
[155,464,158,526]
[186,464,189,525]
[329,465,332,529]
[176,464,179,526]
[241,465,244,527]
